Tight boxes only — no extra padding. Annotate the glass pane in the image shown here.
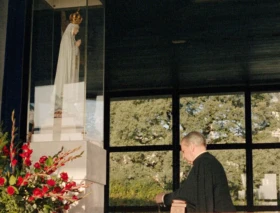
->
[110,97,172,146]
[253,149,280,206]
[252,92,280,143]
[210,150,246,205]
[85,4,104,146]
[180,94,245,143]
[180,150,246,205]
[109,151,173,206]
[29,0,87,142]
[179,154,192,183]
[28,0,104,144]
[85,96,104,145]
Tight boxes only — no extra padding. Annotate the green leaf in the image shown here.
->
[13,186,19,194]
[45,157,53,167]
[43,204,52,213]
[14,194,23,201]
[9,175,16,185]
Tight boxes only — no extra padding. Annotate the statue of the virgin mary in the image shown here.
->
[53,10,83,118]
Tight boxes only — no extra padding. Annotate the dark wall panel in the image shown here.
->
[106,0,280,91]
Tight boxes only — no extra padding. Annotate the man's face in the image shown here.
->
[181,143,193,164]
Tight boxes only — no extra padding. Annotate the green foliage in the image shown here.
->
[111,151,173,187]
[0,129,9,173]
[110,150,174,206]
[0,190,24,213]
[210,150,246,203]
[109,180,166,206]
[253,149,280,187]
[180,94,246,143]
[109,93,280,206]
[251,93,280,142]
[110,98,172,146]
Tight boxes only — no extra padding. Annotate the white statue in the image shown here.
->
[53,10,83,118]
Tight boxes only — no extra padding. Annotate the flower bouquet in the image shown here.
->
[0,111,88,213]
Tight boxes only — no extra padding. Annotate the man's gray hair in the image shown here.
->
[181,131,207,147]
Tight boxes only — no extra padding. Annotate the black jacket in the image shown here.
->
[164,152,236,213]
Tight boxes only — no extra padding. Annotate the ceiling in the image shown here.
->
[44,0,102,8]
[105,0,280,92]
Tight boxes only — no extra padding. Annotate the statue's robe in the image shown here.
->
[53,23,80,111]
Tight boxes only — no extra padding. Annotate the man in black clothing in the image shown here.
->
[155,131,236,213]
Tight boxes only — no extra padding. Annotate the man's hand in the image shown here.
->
[155,192,166,204]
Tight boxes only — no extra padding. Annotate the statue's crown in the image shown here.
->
[69,9,83,25]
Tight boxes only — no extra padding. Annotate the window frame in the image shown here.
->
[105,86,280,212]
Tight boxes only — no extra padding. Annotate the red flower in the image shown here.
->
[15,173,31,187]
[47,169,55,175]
[25,173,31,179]
[0,137,85,211]
[39,156,48,164]
[33,188,43,198]
[53,186,62,193]
[47,179,56,187]
[11,159,17,167]
[65,181,76,189]
[6,186,15,195]
[2,146,9,156]
[21,143,30,151]
[19,143,33,159]
[0,177,6,186]
[64,204,70,210]
[72,195,78,200]
[16,176,27,186]
[34,162,40,169]
[42,186,49,195]
[24,158,32,166]
[19,151,30,158]
[16,177,23,186]
[60,172,68,182]
[28,196,34,202]
[65,182,73,190]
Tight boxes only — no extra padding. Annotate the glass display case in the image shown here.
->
[27,0,104,146]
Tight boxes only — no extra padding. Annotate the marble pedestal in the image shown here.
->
[32,117,84,142]
[30,140,106,213]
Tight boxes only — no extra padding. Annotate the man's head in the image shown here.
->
[180,131,207,164]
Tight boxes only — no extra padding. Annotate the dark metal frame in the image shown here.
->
[105,78,280,212]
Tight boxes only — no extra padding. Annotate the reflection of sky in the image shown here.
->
[86,96,104,146]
